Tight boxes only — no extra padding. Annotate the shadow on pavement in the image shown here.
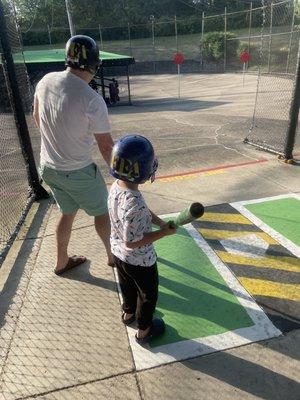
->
[110,98,229,113]
[181,343,300,400]
[60,260,118,293]
[0,199,50,330]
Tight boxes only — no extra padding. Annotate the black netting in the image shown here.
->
[0,1,39,258]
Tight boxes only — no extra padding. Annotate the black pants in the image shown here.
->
[114,256,158,330]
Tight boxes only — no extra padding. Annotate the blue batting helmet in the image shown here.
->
[110,135,158,184]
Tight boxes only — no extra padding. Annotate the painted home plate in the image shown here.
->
[115,217,281,371]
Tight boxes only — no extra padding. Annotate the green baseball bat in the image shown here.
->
[168,203,204,228]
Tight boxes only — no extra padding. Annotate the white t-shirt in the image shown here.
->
[35,70,111,171]
[108,181,156,267]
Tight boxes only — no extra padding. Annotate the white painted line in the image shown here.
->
[232,193,300,205]
[231,194,300,258]
[119,216,281,371]
[220,233,269,259]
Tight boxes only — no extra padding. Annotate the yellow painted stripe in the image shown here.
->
[145,169,226,184]
[202,169,225,176]
[145,174,198,184]
[239,277,300,301]
[217,251,300,273]
[199,229,278,245]
[201,212,252,225]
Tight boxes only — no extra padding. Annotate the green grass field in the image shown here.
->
[22,24,298,71]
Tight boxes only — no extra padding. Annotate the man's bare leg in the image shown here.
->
[55,211,78,273]
[95,213,113,265]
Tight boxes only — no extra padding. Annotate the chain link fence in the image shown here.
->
[0,0,46,260]
[245,0,300,155]
[0,2,299,399]
[1,0,299,258]
[0,2,31,259]
[1,0,299,259]
[19,1,299,74]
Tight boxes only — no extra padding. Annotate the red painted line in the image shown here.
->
[156,159,268,180]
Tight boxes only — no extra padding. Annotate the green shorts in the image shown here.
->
[40,163,108,216]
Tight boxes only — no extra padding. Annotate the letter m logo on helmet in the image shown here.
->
[111,155,140,182]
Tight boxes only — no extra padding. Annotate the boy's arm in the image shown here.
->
[150,210,168,228]
[125,225,176,249]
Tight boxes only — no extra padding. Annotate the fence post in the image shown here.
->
[126,65,132,105]
[224,7,227,72]
[47,24,52,45]
[128,22,132,56]
[99,65,106,100]
[150,15,156,73]
[247,2,253,56]
[267,2,274,73]
[283,39,300,161]
[175,15,178,53]
[286,0,296,74]
[0,2,48,200]
[98,23,103,48]
[200,11,205,70]
[65,0,76,37]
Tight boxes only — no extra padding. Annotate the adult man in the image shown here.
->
[33,35,114,275]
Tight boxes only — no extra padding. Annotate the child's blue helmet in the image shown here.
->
[110,135,158,184]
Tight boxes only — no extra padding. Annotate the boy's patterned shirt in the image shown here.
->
[108,181,156,266]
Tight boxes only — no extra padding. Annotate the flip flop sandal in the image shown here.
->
[107,262,116,268]
[135,318,165,344]
[122,312,136,325]
[54,255,86,276]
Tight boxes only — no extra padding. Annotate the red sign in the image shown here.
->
[240,51,251,63]
[173,53,185,65]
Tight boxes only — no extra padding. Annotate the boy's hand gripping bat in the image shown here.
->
[168,202,204,228]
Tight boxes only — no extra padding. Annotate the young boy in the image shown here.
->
[108,134,176,344]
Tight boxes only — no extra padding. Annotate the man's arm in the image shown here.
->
[94,133,114,166]
[33,95,40,128]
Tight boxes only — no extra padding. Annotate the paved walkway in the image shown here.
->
[0,156,299,399]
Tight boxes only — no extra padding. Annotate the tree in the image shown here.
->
[10,0,258,30]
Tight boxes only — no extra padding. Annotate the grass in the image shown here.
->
[22,25,299,67]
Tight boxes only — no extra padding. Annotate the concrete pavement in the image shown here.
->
[0,155,299,399]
